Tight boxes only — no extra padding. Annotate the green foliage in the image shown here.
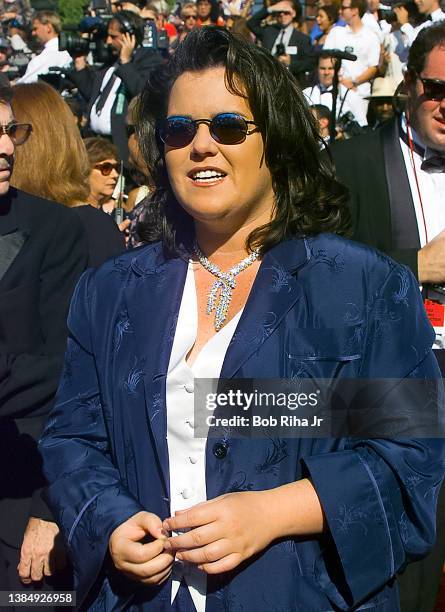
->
[58,0,85,27]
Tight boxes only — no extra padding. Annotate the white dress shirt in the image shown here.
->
[400,115,445,247]
[401,8,445,47]
[16,37,71,84]
[399,115,445,345]
[361,12,391,43]
[302,83,368,125]
[167,262,243,612]
[89,66,122,136]
[324,24,380,97]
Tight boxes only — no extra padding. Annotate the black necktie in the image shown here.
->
[95,70,117,116]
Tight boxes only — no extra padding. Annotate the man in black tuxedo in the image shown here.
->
[247,0,314,83]
[0,77,88,596]
[70,10,162,164]
[331,22,445,612]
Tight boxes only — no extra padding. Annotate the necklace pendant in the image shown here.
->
[195,243,259,332]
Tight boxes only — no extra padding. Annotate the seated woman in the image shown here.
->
[40,28,444,612]
[11,82,125,267]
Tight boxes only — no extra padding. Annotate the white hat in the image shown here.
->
[365,77,401,99]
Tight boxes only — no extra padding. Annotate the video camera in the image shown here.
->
[59,0,114,65]
[336,112,367,139]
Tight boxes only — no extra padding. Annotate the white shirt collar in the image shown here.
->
[44,37,59,50]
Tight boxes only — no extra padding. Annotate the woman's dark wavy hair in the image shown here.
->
[135,27,350,257]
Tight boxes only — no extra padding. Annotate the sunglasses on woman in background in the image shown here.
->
[94,162,120,176]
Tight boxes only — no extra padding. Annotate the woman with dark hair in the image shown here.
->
[196,0,225,26]
[40,28,444,612]
[314,4,338,49]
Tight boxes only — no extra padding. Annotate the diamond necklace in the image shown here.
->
[194,243,260,331]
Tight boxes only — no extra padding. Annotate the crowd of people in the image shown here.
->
[0,0,444,611]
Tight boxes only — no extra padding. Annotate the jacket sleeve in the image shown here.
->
[302,264,445,609]
[39,269,145,606]
[115,49,163,98]
[0,210,88,419]
[68,66,96,101]
[246,7,270,41]
[289,33,315,78]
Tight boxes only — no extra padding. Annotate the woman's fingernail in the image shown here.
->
[176,553,183,561]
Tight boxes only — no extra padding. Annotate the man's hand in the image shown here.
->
[18,518,66,584]
[74,56,88,71]
[418,229,445,284]
[119,33,136,65]
[394,5,409,25]
[109,511,174,585]
[270,0,293,11]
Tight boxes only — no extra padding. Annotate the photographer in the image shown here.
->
[69,10,162,164]
[247,0,314,83]
[16,11,71,84]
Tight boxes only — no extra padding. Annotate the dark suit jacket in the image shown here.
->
[40,235,444,610]
[247,8,314,80]
[69,47,163,163]
[73,205,125,269]
[330,118,421,279]
[0,188,88,547]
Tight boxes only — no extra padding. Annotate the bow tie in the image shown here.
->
[421,149,445,173]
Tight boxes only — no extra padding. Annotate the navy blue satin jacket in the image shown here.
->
[39,234,445,611]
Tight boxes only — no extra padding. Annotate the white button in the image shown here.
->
[181,487,194,499]
[189,456,198,464]
[184,382,194,393]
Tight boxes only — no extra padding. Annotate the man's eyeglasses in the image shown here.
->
[0,122,32,145]
[158,113,260,148]
[419,77,445,102]
[275,10,292,15]
[94,162,119,176]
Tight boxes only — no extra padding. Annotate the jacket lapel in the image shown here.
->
[0,230,28,285]
[221,239,308,379]
[382,118,420,250]
[125,247,188,495]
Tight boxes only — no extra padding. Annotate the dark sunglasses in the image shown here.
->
[0,122,32,145]
[158,113,260,148]
[184,14,197,19]
[276,10,292,15]
[94,161,119,176]
[419,77,445,101]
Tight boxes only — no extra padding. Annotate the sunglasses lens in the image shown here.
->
[423,80,445,101]
[211,114,248,144]
[161,117,196,147]
[9,124,31,145]
[95,163,117,176]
